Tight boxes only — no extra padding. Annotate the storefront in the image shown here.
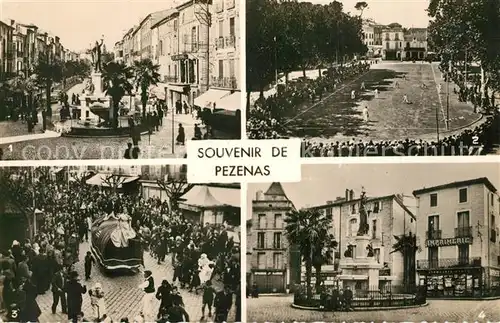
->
[418,267,483,298]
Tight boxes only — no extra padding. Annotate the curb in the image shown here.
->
[61,130,149,138]
[291,302,429,312]
[426,296,500,301]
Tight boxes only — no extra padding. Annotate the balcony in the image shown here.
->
[211,76,237,89]
[417,257,482,270]
[164,75,179,83]
[216,37,225,49]
[426,230,442,240]
[455,226,472,237]
[379,268,391,276]
[182,42,199,53]
[225,35,236,48]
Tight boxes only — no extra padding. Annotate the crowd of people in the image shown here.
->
[301,112,499,157]
[0,171,241,322]
[247,62,372,139]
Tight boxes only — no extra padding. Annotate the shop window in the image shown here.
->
[459,188,468,203]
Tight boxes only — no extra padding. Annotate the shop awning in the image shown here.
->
[86,173,139,188]
[179,185,240,208]
[194,89,230,108]
[214,91,240,112]
[150,83,168,100]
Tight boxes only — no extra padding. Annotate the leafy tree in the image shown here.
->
[102,62,134,128]
[33,53,63,129]
[133,58,161,118]
[156,166,192,211]
[285,208,336,298]
[428,0,500,105]
[355,1,368,17]
[391,232,421,292]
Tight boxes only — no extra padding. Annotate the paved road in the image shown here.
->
[28,241,237,323]
[247,295,500,322]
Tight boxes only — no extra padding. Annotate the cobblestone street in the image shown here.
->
[247,295,500,322]
[31,242,237,322]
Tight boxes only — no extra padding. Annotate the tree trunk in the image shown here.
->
[314,264,322,290]
[113,97,120,129]
[246,90,251,110]
[306,245,313,299]
[302,68,306,78]
[44,83,52,130]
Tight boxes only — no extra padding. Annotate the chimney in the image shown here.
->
[350,189,355,201]
[345,189,350,201]
[256,190,264,201]
[335,196,344,202]
[326,200,334,205]
[10,19,15,26]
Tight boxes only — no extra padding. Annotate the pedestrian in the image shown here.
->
[51,265,67,314]
[403,94,410,104]
[360,81,366,90]
[200,280,215,320]
[123,143,132,159]
[165,295,190,323]
[194,124,202,140]
[65,270,87,323]
[138,270,155,321]
[343,286,353,311]
[20,276,41,322]
[351,90,356,100]
[183,101,189,114]
[84,251,95,280]
[362,106,369,123]
[214,285,233,323]
[88,282,106,321]
[374,88,379,98]
[176,123,185,145]
[155,279,172,318]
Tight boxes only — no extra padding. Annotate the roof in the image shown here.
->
[179,184,240,208]
[151,8,180,29]
[412,177,497,196]
[265,182,287,197]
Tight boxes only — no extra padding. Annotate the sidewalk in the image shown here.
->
[0,130,60,145]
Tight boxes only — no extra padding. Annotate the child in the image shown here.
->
[200,280,216,320]
[84,251,94,280]
[89,282,107,321]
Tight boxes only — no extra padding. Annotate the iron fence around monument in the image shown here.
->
[293,284,426,309]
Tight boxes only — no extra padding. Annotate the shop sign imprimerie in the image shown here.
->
[426,237,473,247]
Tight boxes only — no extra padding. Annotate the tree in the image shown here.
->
[102,62,134,128]
[156,166,193,211]
[102,174,127,193]
[133,59,161,118]
[391,232,421,292]
[355,1,368,17]
[33,53,63,130]
[284,208,335,298]
[7,74,39,129]
[428,0,500,109]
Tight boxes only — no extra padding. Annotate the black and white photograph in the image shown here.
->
[247,163,500,321]
[246,0,500,157]
[0,0,241,160]
[0,164,241,322]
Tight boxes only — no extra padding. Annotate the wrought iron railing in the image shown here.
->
[211,76,237,89]
[379,268,391,276]
[417,257,481,269]
[426,230,441,240]
[455,226,472,237]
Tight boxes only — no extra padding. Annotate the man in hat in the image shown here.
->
[214,285,233,323]
[51,265,67,314]
[138,270,155,321]
[65,270,87,323]
[155,278,173,318]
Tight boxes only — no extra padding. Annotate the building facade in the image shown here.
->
[307,190,416,290]
[382,23,405,60]
[402,28,428,60]
[362,20,383,57]
[0,20,15,80]
[413,178,500,298]
[249,183,295,293]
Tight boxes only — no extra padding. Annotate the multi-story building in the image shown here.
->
[402,28,428,61]
[194,0,240,112]
[0,19,15,80]
[249,182,295,293]
[362,20,383,57]
[306,189,416,289]
[381,23,405,60]
[413,177,500,298]
[114,40,124,63]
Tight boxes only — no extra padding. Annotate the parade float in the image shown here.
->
[90,212,143,272]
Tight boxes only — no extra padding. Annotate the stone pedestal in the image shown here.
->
[91,72,104,96]
[338,235,383,290]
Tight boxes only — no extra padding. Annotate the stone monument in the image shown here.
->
[79,36,111,124]
[338,188,387,290]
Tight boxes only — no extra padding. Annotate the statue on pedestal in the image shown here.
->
[85,79,95,95]
[357,187,369,236]
[91,37,105,73]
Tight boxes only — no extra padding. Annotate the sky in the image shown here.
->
[304,0,431,28]
[0,0,180,52]
[247,163,500,218]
